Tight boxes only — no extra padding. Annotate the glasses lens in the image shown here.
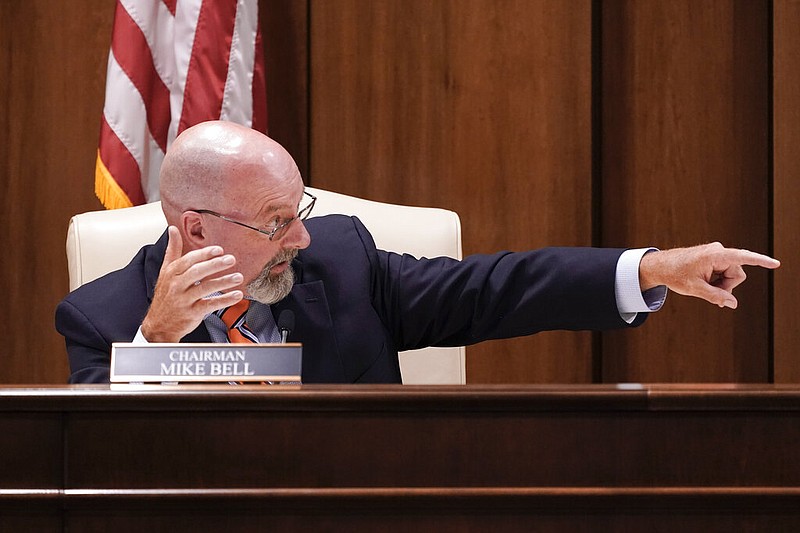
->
[270,193,315,241]
[269,220,288,241]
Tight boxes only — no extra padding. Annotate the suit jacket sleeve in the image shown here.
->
[55,235,168,384]
[350,220,644,351]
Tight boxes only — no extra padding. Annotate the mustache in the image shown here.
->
[266,248,299,272]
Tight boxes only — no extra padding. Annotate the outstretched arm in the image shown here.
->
[638,242,780,309]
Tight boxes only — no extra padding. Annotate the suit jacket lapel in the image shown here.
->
[271,262,347,383]
[182,324,212,343]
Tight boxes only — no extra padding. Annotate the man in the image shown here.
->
[56,121,780,384]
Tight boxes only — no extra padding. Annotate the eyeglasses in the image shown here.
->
[191,190,316,241]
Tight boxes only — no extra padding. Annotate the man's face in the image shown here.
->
[204,175,312,304]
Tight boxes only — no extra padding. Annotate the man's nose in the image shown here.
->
[282,218,311,249]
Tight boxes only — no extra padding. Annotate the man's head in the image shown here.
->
[160,121,312,304]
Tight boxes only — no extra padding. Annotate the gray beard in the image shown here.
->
[246,249,298,305]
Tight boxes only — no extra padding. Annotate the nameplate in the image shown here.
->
[110,343,302,383]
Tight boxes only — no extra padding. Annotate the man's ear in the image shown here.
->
[180,211,207,248]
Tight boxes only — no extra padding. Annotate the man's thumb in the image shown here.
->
[697,283,737,309]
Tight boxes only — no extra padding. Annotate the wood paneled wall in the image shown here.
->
[600,0,771,381]
[0,0,796,384]
[0,1,113,383]
[309,0,796,383]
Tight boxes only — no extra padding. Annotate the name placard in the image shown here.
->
[110,343,302,383]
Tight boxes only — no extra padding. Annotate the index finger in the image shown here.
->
[727,249,781,269]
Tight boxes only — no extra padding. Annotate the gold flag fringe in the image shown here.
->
[94,150,134,210]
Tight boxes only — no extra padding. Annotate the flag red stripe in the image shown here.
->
[178,0,238,134]
[251,23,267,134]
[98,116,146,205]
[110,3,171,152]
[161,0,177,17]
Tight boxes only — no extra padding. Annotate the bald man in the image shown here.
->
[56,121,780,384]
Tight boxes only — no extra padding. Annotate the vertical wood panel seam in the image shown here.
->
[306,0,313,187]
[591,0,603,383]
[768,0,775,383]
[62,411,68,527]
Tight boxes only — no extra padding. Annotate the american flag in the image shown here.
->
[95,0,267,209]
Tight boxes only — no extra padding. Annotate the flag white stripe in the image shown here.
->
[169,0,204,146]
[141,138,166,202]
[104,51,165,202]
[103,52,148,175]
[119,0,177,89]
[220,0,258,126]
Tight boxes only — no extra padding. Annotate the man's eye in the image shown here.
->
[263,217,282,230]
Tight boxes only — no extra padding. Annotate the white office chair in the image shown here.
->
[66,186,466,384]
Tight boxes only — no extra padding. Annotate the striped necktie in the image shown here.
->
[217,299,258,343]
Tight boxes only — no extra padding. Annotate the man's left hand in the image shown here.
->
[638,242,780,309]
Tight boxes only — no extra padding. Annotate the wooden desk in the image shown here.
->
[1,384,799,531]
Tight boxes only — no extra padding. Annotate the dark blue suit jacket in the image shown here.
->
[56,215,643,384]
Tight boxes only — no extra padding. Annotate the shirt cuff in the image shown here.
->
[615,248,668,324]
[132,326,148,344]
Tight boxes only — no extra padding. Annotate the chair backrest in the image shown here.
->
[66,186,466,384]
